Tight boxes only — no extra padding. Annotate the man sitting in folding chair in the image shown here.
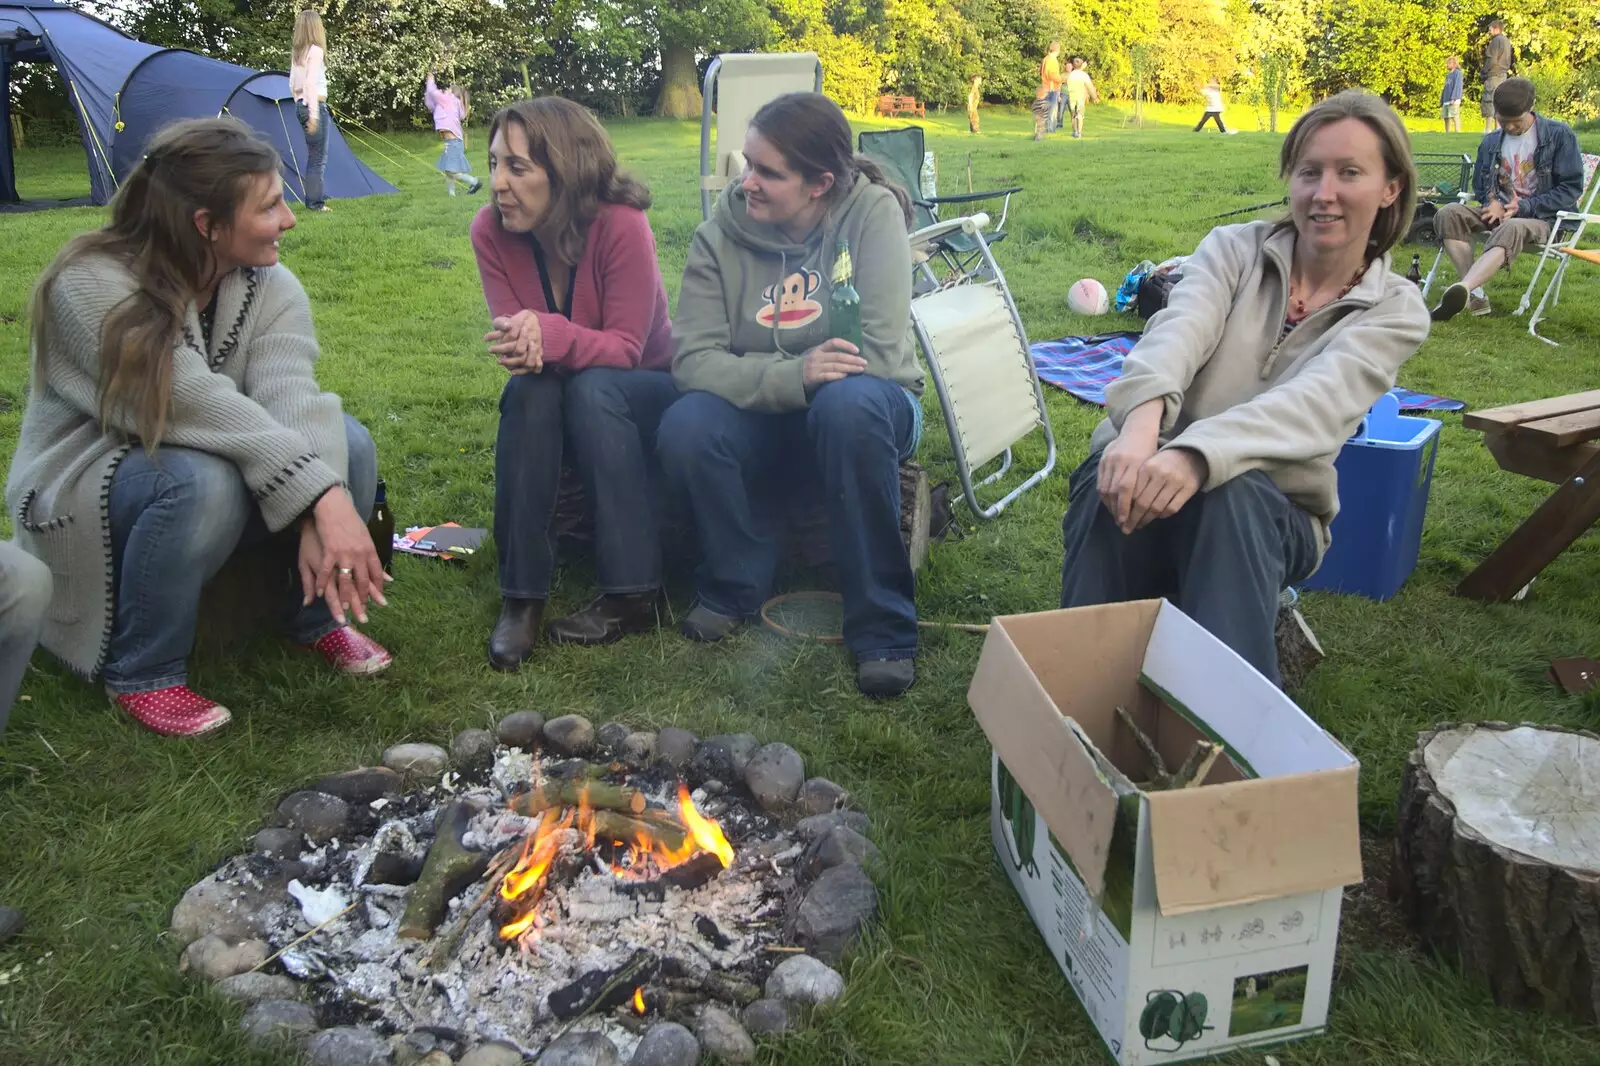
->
[1428,78,1584,322]
[1060,91,1429,687]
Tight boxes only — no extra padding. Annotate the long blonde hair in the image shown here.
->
[292,9,326,63]
[30,118,281,448]
[1277,90,1417,261]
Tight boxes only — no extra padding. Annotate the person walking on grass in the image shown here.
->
[5,118,394,738]
[1481,19,1514,134]
[426,72,481,196]
[1441,56,1464,133]
[1194,77,1234,134]
[1065,57,1099,140]
[1058,91,1429,686]
[1040,42,1064,135]
[1428,78,1582,322]
[967,73,983,135]
[290,9,332,211]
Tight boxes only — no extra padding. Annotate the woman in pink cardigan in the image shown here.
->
[472,97,675,670]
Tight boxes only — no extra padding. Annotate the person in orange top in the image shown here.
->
[1040,41,1063,134]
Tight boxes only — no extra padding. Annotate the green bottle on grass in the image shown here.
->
[829,240,862,351]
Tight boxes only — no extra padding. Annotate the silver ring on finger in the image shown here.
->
[338,567,354,577]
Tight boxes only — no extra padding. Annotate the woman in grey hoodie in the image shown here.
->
[1060,91,1430,686]
[660,93,924,698]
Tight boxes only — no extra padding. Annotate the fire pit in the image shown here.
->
[169,714,881,1065]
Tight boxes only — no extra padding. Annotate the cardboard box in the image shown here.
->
[968,600,1362,1065]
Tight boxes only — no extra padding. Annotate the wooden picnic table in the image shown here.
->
[1456,390,1600,602]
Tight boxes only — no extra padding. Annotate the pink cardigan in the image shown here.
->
[470,203,674,372]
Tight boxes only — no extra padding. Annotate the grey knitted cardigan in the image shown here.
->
[5,255,350,681]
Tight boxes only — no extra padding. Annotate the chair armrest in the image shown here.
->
[910,213,990,247]
[927,187,1023,205]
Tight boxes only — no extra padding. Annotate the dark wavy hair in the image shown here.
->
[747,93,914,229]
[487,96,650,266]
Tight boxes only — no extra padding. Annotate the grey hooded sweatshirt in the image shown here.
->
[672,175,923,412]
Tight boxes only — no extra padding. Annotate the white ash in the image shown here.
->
[242,745,799,1053]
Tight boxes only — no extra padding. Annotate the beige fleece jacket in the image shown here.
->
[1094,220,1431,551]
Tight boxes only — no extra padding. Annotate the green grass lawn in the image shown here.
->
[2,100,1598,1065]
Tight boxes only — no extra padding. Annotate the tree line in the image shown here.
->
[19,0,1600,130]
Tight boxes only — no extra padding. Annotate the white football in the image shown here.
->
[1066,277,1109,315]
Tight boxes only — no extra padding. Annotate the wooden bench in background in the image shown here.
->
[876,94,925,118]
[1456,389,1600,602]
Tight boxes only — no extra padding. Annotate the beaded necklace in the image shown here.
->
[1285,261,1367,327]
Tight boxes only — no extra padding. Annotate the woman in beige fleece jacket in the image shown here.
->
[1060,91,1430,685]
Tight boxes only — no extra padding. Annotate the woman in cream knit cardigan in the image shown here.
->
[6,118,392,737]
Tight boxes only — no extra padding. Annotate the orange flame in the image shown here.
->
[632,987,646,1014]
[496,781,735,940]
[673,783,735,869]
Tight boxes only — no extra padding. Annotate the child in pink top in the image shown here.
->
[425,73,480,195]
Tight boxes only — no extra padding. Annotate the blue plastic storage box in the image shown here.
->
[1302,391,1441,601]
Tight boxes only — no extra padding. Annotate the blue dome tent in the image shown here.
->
[1,0,394,209]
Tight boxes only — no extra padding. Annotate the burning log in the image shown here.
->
[591,810,687,854]
[509,780,648,818]
[398,801,492,940]
[548,950,659,1019]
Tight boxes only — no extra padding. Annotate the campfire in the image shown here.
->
[169,716,880,1062]
[492,780,735,944]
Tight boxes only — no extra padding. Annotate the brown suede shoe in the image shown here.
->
[488,598,544,671]
[545,592,662,647]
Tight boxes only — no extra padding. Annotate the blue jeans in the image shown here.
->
[295,101,330,209]
[1059,450,1317,686]
[495,368,680,600]
[1045,90,1062,132]
[0,540,51,739]
[658,375,919,661]
[102,415,376,693]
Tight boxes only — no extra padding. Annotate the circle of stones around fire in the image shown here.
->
[169,712,880,1065]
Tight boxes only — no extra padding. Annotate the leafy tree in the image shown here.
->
[1148,0,1234,103]
[654,0,769,118]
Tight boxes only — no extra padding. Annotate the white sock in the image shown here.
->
[1470,287,1485,298]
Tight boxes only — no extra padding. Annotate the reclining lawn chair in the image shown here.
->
[1516,152,1600,345]
[908,214,1056,519]
[699,52,822,220]
[859,126,1021,287]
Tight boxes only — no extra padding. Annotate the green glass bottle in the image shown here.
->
[829,240,862,350]
[368,477,395,573]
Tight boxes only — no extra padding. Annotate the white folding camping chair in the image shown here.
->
[699,53,822,220]
[909,214,1056,519]
[1515,152,1600,345]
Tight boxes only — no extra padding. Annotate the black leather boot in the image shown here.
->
[545,592,662,646]
[488,597,544,671]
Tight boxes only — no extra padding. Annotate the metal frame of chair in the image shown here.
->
[908,215,1056,519]
[859,126,1021,287]
[698,52,822,221]
[1414,153,1473,299]
[1516,152,1600,345]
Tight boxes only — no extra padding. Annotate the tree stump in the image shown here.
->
[1392,722,1600,1022]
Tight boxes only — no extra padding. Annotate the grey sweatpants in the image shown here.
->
[1059,450,1317,686]
[0,541,51,740]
